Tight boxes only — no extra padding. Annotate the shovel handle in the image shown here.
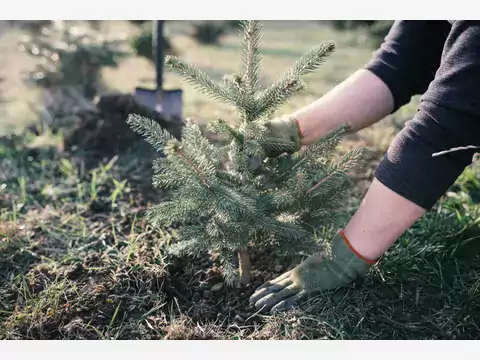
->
[154,20,164,91]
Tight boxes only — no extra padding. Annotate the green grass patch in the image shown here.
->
[1,129,480,339]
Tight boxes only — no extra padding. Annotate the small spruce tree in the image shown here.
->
[127,21,366,286]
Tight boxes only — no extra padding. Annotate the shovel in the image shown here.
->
[133,20,183,120]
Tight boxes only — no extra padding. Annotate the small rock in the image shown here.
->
[274,265,284,273]
[234,315,244,323]
[203,290,213,298]
[211,282,224,292]
[63,317,85,333]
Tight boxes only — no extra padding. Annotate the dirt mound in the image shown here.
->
[37,87,184,159]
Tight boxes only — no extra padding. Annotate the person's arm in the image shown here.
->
[348,20,480,262]
[373,20,480,211]
[294,21,451,146]
[294,69,394,145]
[251,21,480,313]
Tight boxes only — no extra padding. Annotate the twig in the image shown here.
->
[307,169,338,194]
[432,145,480,157]
[177,150,210,188]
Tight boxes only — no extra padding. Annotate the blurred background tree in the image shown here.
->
[189,21,230,45]
[131,21,175,62]
[18,20,128,100]
[329,20,393,47]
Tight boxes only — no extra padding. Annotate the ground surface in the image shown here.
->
[1,21,479,340]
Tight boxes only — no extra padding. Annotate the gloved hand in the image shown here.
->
[262,115,303,158]
[249,230,375,313]
[245,115,303,171]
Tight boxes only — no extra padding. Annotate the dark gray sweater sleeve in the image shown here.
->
[365,20,451,112]
[365,21,480,210]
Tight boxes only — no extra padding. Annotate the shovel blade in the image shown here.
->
[134,87,183,120]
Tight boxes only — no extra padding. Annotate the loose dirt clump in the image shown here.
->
[38,88,184,162]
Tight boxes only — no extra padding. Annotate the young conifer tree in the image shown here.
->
[127,21,366,286]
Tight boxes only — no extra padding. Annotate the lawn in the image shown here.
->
[0,20,479,340]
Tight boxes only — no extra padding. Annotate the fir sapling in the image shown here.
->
[127,20,367,286]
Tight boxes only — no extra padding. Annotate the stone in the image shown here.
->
[211,282,224,292]
[234,315,244,323]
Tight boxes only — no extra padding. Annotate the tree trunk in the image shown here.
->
[238,250,252,285]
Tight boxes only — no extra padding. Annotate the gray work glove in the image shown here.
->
[249,230,375,313]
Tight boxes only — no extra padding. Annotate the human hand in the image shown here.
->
[249,230,373,313]
[262,115,303,158]
[242,115,302,171]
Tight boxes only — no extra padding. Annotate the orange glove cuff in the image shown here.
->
[294,118,303,139]
[339,229,376,265]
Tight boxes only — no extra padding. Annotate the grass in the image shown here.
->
[1,130,479,340]
[0,20,479,340]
